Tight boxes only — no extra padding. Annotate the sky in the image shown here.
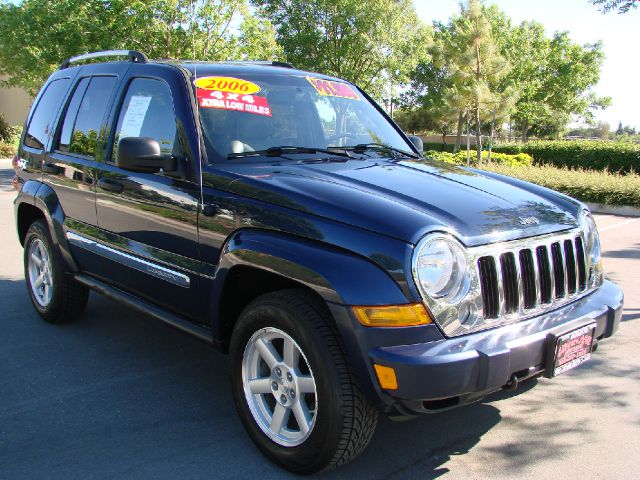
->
[412,0,640,130]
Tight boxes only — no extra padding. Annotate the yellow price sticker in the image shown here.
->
[194,76,261,95]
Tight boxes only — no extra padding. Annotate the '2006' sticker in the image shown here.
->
[306,77,360,100]
[194,76,261,95]
[195,76,270,116]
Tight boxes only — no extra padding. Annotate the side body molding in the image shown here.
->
[14,180,79,273]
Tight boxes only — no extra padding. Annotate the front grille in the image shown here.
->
[478,233,588,319]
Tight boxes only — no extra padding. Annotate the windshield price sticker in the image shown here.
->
[306,77,360,100]
[197,89,271,116]
[194,76,261,95]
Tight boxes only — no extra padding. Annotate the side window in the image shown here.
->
[57,78,90,152]
[24,78,70,150]
[65,76,117,157]
[112,78,179,162]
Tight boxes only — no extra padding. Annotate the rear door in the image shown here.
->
[44,68,122,272]
[94,64,203,321]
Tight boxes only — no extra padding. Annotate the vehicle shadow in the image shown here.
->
[0,279,626,479]
[0,164,15,192]
[601,243,640,260]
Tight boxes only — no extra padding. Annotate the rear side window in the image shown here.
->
[58,78,90,152]
[59,76,117,158]
[111,78,180,162]
[24,78,70,150]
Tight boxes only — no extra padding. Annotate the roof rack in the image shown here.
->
[59,50,148,70]
[223,60,295,69]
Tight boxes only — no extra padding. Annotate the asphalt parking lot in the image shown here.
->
[1,158,639,479]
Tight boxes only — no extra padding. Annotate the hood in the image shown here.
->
[207,158,582,246]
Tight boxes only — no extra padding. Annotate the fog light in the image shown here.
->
[373,364,398,390]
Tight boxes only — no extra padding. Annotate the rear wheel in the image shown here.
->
[230,289,378,474]
[24,220,89,323]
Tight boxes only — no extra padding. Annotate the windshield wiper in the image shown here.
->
[335,143,419,159]
[228,145,352,159]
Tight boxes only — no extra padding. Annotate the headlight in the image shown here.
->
[580,210,603,286]
[413,234,468,301]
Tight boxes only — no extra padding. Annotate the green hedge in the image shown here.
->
[0,142,16,158]
[424,149,533,167]
[421,140,639,173]
[480,164,640,207]
[423,141,456,152]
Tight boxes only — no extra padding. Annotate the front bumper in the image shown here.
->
[338,280,623,416]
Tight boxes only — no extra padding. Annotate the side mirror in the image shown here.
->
[116,137,177,173]
[407,135,424,155]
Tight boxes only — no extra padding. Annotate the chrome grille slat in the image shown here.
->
[513,251,525,316]
[478,256,499,319]
[536,245,552,305]
[519,249,537,310]
[575,237,587,291]
[494,254,506,318]
[499,253,519,315]
[475,229,590,322]
[551,242,565,299]
[564,239,578,295]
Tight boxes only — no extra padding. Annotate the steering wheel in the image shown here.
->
[326,132,359,146]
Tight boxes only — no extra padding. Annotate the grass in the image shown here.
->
[0,126,21,158]
[478,164,640,207]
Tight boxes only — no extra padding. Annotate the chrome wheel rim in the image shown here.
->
[242,327,317,447]
[28,238,53,307]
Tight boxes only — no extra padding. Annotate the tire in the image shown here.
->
[229,289,378,474]
[23,219,89,323]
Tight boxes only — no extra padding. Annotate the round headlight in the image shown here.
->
[413,234,468,301]
[580,210,603,287]
[581,211,601,263]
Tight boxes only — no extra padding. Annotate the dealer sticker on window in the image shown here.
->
[194,76,261,95]
[306,77,360,100]
[196,89,271,117]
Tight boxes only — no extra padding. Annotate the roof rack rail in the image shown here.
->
[223,60,295,69]
[59,50,148,70]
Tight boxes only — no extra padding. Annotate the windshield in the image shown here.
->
[193,72,413,162]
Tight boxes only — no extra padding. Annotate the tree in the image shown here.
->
[251,0,432,99]
[441,0,509,163]
[488,10,610,140]
[0,0,282,94]
[589,0,638,13]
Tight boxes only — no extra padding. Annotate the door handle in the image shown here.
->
[42,162,62,174]
[97,178,124,193]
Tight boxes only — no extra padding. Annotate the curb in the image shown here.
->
[586,202,640,218]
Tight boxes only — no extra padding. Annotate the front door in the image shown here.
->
[94,66,202,321]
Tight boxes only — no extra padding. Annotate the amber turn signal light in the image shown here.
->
[373,364,398,390]
[352,303,432,327]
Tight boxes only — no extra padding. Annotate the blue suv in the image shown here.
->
[13,50,623,473]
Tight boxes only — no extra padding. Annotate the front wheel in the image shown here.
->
[230,289,378,474]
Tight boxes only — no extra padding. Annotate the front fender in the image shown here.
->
[209,228,414,402]
[214,228,410,307]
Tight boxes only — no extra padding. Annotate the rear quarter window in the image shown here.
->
[24,78,70,150]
